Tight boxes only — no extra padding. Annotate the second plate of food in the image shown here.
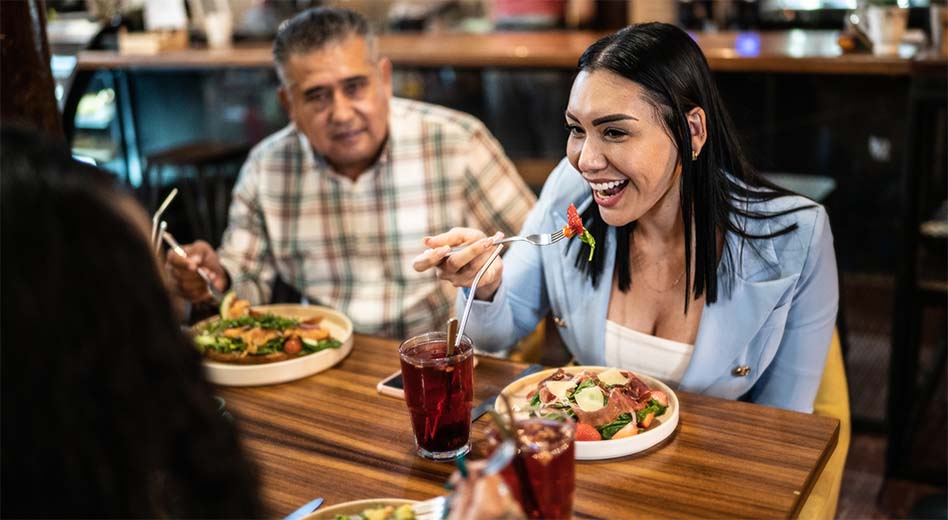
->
[193,303,354,386]
[497,366,680,460]
[304,498,417,520]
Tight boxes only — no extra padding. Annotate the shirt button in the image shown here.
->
[732,365,751,377]
[553,316,567,328]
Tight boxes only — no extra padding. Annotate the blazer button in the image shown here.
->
[732,365,751,377]
[553,316,567,328]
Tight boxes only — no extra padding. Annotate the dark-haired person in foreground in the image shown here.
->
[166,7,535,338]
[415,23,838,414]
[1,127,263,518]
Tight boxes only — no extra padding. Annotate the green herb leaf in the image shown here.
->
[580,229,596,262]
[596,413,635,440]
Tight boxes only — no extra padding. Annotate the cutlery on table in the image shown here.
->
[161,229,224,302]
[470,363,545,423]
[283,497,324,520]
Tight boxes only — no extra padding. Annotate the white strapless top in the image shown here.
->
[604,320,695,388]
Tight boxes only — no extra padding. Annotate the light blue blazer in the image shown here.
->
[459,159,839,413]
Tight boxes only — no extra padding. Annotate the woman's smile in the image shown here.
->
[588,178,631,207]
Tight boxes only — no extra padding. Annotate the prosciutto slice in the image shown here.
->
[570,387,648,425]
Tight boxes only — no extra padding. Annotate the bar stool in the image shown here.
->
[143,141,250,245]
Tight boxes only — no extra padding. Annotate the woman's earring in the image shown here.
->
[691,150,699,161]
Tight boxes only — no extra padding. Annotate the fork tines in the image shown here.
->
[550,228,565,243]
[412,496,447,520]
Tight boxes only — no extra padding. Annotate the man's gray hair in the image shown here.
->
[272,7,376,84]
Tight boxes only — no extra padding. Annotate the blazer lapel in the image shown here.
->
[678,218,797,393]
[678,272,799,393]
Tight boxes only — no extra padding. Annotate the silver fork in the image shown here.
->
[444,229,565,257]
[161,229,224,302]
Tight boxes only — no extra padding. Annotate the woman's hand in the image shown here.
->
[412,228,505,301]
[446,460,526,520]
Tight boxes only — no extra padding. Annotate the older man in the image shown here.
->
[167,7,535,338]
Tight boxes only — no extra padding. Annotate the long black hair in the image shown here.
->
[573,23,809,310]
[0,126,263,518]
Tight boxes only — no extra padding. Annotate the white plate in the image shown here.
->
[304,498,417,520]
[194,304,353,386]
[496,366,679,460]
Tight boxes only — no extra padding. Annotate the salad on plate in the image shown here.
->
[525,367,669,441]
[192,292,342,365]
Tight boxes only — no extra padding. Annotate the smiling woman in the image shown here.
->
[416,23,839,417]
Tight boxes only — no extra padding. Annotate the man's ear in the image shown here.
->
[378,56,393,98]
[687,107,707,158]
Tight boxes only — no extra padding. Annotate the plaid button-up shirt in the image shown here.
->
[218,98,536,338]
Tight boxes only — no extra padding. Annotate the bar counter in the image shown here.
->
[76,30,945,76]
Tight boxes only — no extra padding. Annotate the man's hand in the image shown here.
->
[165,240,228,303]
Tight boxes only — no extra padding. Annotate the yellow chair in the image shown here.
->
[799,329,851,520]
[507,320,546,363]
[507,316,572,366]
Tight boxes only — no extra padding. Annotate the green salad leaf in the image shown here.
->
[302,338,342,353]
[204,313,300,334]
[597,413,634,440]
[636,399,668,423]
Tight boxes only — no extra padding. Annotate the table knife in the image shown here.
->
[471,363,545,423]
[284,497,324,520]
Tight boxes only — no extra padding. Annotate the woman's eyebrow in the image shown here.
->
[591,114,638,126]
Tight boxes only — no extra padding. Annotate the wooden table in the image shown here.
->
[218,335,839,519]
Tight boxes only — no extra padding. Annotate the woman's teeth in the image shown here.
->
[590,179,628,197]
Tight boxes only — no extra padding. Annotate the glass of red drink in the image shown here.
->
[492,417,576,519]
[399,332,475,460]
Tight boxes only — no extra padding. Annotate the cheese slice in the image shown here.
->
[574,386,605,412]
[597,367,629,387]
[544,380,577,400]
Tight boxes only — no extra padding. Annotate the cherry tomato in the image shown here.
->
[284,337,302,355]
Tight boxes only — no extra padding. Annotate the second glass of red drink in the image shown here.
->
[399,332,475,460]
[490,417,576,519]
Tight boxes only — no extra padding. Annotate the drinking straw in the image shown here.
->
[456,244,504,350]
